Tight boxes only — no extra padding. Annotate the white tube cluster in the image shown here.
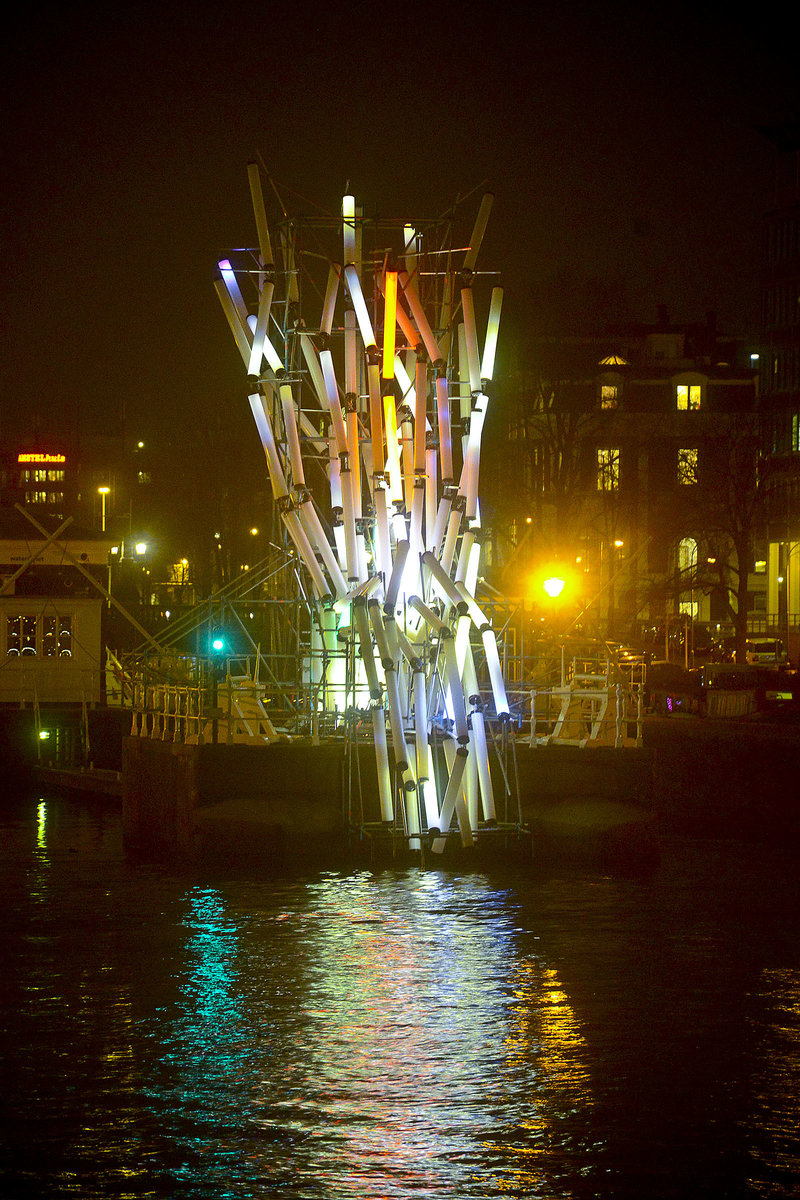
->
[217,167,509,850]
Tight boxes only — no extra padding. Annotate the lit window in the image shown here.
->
[600,385,618,410]
[678,537,697,574]
[754,559,767,574]
[25,491,48,505]
[676,384,701,410]
[792,413,800,452]
[597,447,620,491]
[6,615,37,656]
[677,448,698,485]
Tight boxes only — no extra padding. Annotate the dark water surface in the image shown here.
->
[1,790,799,1199]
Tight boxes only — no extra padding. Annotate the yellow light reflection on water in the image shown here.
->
[37,800,47,850]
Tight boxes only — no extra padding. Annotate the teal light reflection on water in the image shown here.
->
[142,870,597,1199]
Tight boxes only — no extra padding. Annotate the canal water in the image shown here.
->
[1,789,798,1199]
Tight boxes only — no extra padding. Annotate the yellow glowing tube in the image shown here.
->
[463,192,494,273]
[372,707,394,823]
[383,395,403,504]
[382,269,397,379]
[342,194,356,265]
[367,362,384,475]
[344,264,376,349]
[247,162,275,267]
[398,270,441,365]
[248,393,289,500]
[279,383,305,487]
[436,376,453,482]
[480,287,503,382]
[457,324,472,420]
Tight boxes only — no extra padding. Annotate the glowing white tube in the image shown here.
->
[247,162,275,267]
[430,746,468,845]
[320,349,348,455]
[482,627,510,718]
[440,507,462,576]
[300,333,330,412]
[215,279,251,365]
[399,407,414,512]
[398,271,442,365]
[321,262,340,336]
[346,410,362,517]
[247,279,275,376]
[461,287,483,395]
[280,225,300,305]
[385,665,410,770]
[464,648,496,822]
[344,264,376,350]
[368,600,392,668]
[283,509,329,599]
[280,383,305,487]
[457,324,471,419]
[463,192,494,274]
[298,500,348,599]
[248,393,289,500]
[465,539,481,596]
[425,447,438,550]
[481,287,503,382]
[464,740,479,832]
[247,311,284,374]
[455,580,490,631]
[410,483,425,563]
[408,595,450,636]
[455,530,474,585]
[442,637,469,743]
[384,539,410,614]
[371,707,394,822]
[373,485,392,582]
[382,268,397,379]
[328,435,343,508]
[412,669,429,781]
[421,550,467,615]
[343,194,356,265]
[344,308,358,397]
[218,259,250,329]
[430,495,451,558]
[414,356,427,472]
[339,466,359,582]
[435,376,453,482]
[353,602,381,698]
[422,746,440,828]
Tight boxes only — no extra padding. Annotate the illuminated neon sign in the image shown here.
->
[17,453,66,464]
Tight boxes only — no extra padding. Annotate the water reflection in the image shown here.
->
[2,795,800,1199]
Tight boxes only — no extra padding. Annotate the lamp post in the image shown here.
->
[98,486,110,532]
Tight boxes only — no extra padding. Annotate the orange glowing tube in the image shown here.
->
[382,269,397,379]
[321,263,340,336]
[398,270,442,365]
[435,376,453,482]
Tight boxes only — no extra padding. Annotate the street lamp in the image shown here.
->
[98,486,110,532]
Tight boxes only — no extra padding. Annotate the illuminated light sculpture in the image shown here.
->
[217,167,512,852]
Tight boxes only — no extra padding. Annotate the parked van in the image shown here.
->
[745,638,788,667]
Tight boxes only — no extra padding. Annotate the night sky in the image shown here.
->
[2,1,798,451]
